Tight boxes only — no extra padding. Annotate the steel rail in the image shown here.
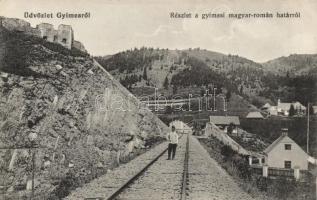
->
[180,134,189,200]
[106,134,185,200]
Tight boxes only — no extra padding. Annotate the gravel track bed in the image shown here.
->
[65,140,174,200]
[188,136,261,200]
[115,136,187,200]
[66,135,261,200]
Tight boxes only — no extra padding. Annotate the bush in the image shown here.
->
[220,145,236,158]
[55,171,77,198]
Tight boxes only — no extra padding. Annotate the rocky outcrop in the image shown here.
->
[0,26,168,195]
[0,17,40,35]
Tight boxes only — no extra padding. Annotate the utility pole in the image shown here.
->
[307,103,310,154]
[31,149,35,200]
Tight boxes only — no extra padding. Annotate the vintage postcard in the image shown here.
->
[0,0,316,199]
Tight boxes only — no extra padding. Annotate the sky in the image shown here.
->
[1,0,317,62]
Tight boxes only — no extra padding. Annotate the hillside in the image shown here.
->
[95,48,317,108]
[95,48,264,96]
[0,26,168,197]
[263,54,317,75]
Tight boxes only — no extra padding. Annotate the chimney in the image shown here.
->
[281,128,288,136]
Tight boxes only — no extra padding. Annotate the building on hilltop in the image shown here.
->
[36,23,73,50]
[57,24,74,49]
[0,16,86,52]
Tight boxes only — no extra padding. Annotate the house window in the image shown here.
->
[262,158,265,164]
[43,36,48,40]
[285,144,292,150]
[284,161,292,169]
[62,38,67,43]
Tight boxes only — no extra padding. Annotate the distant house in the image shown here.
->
[263,129,309,170]
[246,111,264,119]
[268,106,278,116]
[263,99,306,116]
[312,106,317,114]
[209,116,240,135]
[261,103,271,110]
[277,99,306,116]
[169,120,191,133]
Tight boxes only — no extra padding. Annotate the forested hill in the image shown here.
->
[95,48,264,95]
[95,48,317,107]
[262,54,317,75]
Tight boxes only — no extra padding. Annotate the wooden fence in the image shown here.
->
[250,165,312,182]
[268,167,294,177]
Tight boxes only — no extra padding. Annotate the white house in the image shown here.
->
[263,100,306,116]
[267,106,278,116]
[312,106,317,114]
[263,129,309,170]
[276,99,306,116]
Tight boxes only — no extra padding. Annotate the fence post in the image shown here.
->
[248,156,252,166]
[315,176,317,200]
[258,158,262,165]
[263,165,268,177]
[294,167,300,181]
[8,149,18,170]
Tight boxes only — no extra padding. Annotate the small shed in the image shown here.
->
[246,111,264,119]
[209,116,240,135]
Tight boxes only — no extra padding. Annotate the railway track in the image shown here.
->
[105,134,189,200]
[71,133,259,200]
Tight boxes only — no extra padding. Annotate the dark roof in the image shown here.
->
[263,135,287,154]
[263,134,307,155]
[209,116,240,125]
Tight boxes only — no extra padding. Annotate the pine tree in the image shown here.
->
[226,90,232,100]
[289,104,295,116]
[143,66,147,80]
[163,76,169,89]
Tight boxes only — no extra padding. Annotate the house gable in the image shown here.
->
[265,136,309,169]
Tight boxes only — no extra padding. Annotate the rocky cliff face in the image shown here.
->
[0,26,168,195]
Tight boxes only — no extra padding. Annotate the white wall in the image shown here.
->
[205,122,249,155]
[267,137,308,170]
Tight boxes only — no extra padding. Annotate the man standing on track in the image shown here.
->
[166,125,179,160]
